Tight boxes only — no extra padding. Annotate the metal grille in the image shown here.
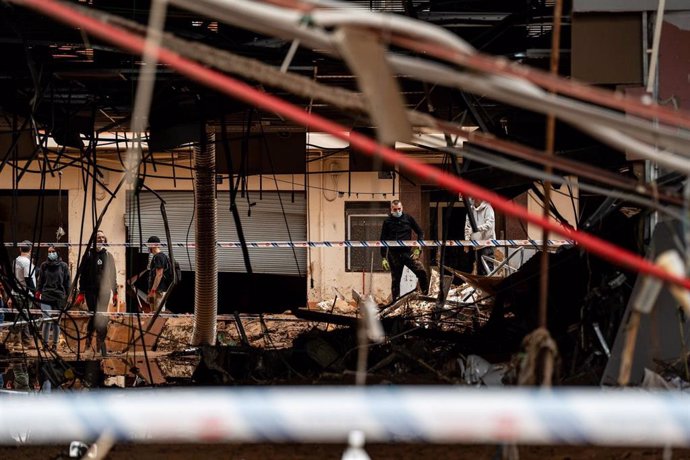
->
[338,1,424,11]
[126,191,307,275]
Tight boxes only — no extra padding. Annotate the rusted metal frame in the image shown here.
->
[436,122,684,207]
[391,35,690,131]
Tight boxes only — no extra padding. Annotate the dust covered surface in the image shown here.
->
[0,443,686,459]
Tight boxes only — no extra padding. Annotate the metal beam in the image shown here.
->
[574,0,689,12]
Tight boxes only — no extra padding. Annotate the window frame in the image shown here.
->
[344,201,389,273]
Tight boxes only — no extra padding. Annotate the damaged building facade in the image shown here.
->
[1,0,690,457]
[0,136,578,309]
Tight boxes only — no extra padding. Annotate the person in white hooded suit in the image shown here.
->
[464,198,496,275]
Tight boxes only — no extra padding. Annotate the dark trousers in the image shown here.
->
[40,297,63,345]
[85,292,109,348]
[475,247,494,275]
[389,251,429,299]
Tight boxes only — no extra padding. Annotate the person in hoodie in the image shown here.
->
[464,198,496,275]
[36,244,70,350]
[380,199,429,300]
[77,230,118,356]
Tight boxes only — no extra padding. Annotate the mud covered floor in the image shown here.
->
[1,443,688,459]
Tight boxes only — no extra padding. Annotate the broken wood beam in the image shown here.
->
[291,308,357,327]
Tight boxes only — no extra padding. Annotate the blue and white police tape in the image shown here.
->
[0,387,689,445]
[2,240,573,249]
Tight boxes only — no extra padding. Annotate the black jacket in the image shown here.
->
[79,248,117,298]
[380,212,424,257]
[37,258,71,304]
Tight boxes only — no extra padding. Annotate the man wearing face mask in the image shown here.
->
[36,244,70,350]
[77,230,118,356]
[380,200,429,300]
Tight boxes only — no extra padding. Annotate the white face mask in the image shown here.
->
[48,252,58,261]
[96,235,106,251]
[392,211,402,218]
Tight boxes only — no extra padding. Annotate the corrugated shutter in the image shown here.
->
[126,191,306,275]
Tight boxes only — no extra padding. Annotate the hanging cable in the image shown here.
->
[221,112,254,275]
[50,2,687,206]
[14,0,690,293]
[412,140,684,221]
[258,116,303,278]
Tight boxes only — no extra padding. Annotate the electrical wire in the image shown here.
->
[389,55,690,169]
[12,158,674,214]
[122,0,167,188]
[87,3,685,206]
[171,0,690,156]
[389,33,690,132]
[258,117,304,277]
[19,0,690,292]
[8,3,683,210]
[412,140,685,221]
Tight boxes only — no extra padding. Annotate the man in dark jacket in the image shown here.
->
[36,244,70,350]
[77,230,117,356]
[380,200,429,300]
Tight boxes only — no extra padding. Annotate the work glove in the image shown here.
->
[35,291,41,301]
[412,248,421,259]
[381,259,390,271]
[75,292,85,305]
[147,289,157,305]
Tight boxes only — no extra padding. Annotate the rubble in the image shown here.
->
[460,354,509,386]
[380,267,493,334]
[641,368,690,391]
[7,245,684,389]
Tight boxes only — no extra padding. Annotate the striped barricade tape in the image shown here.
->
[0,387,689,445]
[2,240,574,249]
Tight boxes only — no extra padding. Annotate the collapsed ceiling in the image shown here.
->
[1,0,628,213]
[0,1,564,142]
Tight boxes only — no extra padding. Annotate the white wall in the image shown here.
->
[527,178,579,238]
[2,151,426,306]
[0,156,309,302]
[307,154,396,304]
[0,164,128,298]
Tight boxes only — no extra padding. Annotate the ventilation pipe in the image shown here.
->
[192,129,218,345]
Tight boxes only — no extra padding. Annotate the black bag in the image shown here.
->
[166,259,182,284]
[164,255,182,285]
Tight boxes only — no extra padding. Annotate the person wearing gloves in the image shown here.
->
[464,198,496,275]
[379,199,429,300]
[77,230,117,356]
[36,244,70,351]
[146,235,171,312]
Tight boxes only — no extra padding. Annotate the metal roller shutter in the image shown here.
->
[126,191,306,275]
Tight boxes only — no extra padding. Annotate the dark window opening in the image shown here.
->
[429,200,473,273]
[0,190,69,266]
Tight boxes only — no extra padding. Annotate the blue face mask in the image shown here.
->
[48,252,58,261]
[391,211,402,218]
